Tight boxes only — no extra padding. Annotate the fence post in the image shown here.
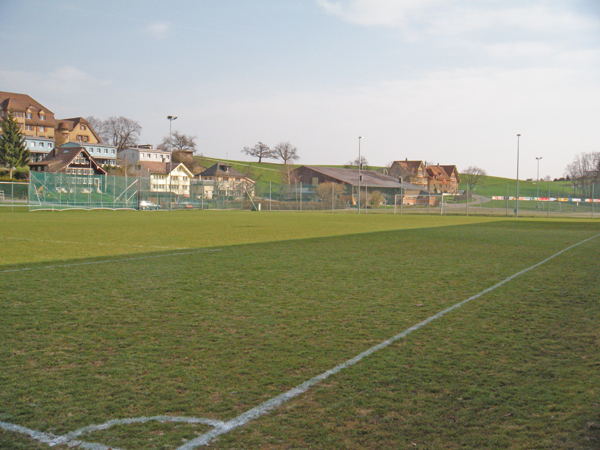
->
[592,183,595,219]
[547,183,550,218]
[428,190,430,215]
[466,184,469,216]
[332,183,334,212]
[506,183,509,217]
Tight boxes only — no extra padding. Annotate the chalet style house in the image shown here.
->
[199,163,255,198]
[389,160,428,191]
[29,146,107,176]
[389,159,461,194]
[426,164,461,194]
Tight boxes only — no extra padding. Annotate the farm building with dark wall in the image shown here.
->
[292,165,428,205]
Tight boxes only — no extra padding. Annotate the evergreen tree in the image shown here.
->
[0,110,29,178]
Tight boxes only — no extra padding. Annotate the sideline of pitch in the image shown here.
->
[2,232,598,449]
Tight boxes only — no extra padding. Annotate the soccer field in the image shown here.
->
[1,211,599,449]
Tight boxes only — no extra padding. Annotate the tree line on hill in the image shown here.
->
[563,152,600,198]
[86,116,198,154]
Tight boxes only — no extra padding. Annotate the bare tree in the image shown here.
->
[564,152,600,197]
[85,116,109,143]
[274,141,299,165]
[461,166,487,189]
[159,131,197,153]
[315,182,345,207]
[368,190,385,208]
[346,156,368,170]
[103,117,142,151]
[241,141,276,163]
[279,163,298,186]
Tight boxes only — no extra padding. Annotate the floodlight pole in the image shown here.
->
[358,136,362,214]
[167,115,177,210]
[516,134,521,217]
[536,156,542,209]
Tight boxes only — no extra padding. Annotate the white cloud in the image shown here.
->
[317,0,438,27]
[0,66,110,97]
[146,22,170,40]
[317,1,598,37]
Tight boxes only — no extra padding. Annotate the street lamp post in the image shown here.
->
[167,115,177,152]
[516,134,521,217]
[167,116,177,210]
[536,156,543,209]
[358,136,362,214]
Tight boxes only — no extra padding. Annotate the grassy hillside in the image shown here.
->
[194,156,581,198]
[458,175,578,198]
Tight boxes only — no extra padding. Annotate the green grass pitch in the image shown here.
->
[1,211,599,449]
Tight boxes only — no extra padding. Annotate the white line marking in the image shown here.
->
[0,249,222,274]
[0,235,182,250]
[0,420,122,450]
[178,232,600,449]
[1,233,598,449]
[0,416,223,449]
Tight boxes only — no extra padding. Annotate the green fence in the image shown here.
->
[1,174,596,217]
[0,181,29,212]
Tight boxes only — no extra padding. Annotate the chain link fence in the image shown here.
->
[1,175,597,218]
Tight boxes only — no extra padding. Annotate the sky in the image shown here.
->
[1,0,599,179]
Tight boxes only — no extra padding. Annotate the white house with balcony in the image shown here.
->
[130,161,193,197]
[119,145,171,166]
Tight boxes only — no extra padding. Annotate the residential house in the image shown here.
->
[119,145,171,167]
[388,160,429,191]
[426,164,461,194]
[0,91,56,140]
[55,117,101,147]
[25,137,56,163]
[60,142,118,167]
[29,146,107,175]
[198,163,255,199]
[130,161,193,197]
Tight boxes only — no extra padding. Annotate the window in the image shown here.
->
[39,126,45,132]
[80,125,87,130]
[40,142,44,148]
[26,125,33,131]
[30,142,36,148]
[104,149,108,154]
[40,115,46,121]
[63,133,68,139]
[48,143,53,148]
[26,112,32,119]
[83,136,89,142]
[112,149,116,154]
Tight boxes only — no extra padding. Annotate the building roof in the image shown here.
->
[299,166,425,190]
[134,161,193,177]
[56,117,101,142]
[392,160,425,175]
[200,163,250,180]
[30,146,107,174]
[439,165,461,183]
[0,91,57,127]
[425,165,450,180]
